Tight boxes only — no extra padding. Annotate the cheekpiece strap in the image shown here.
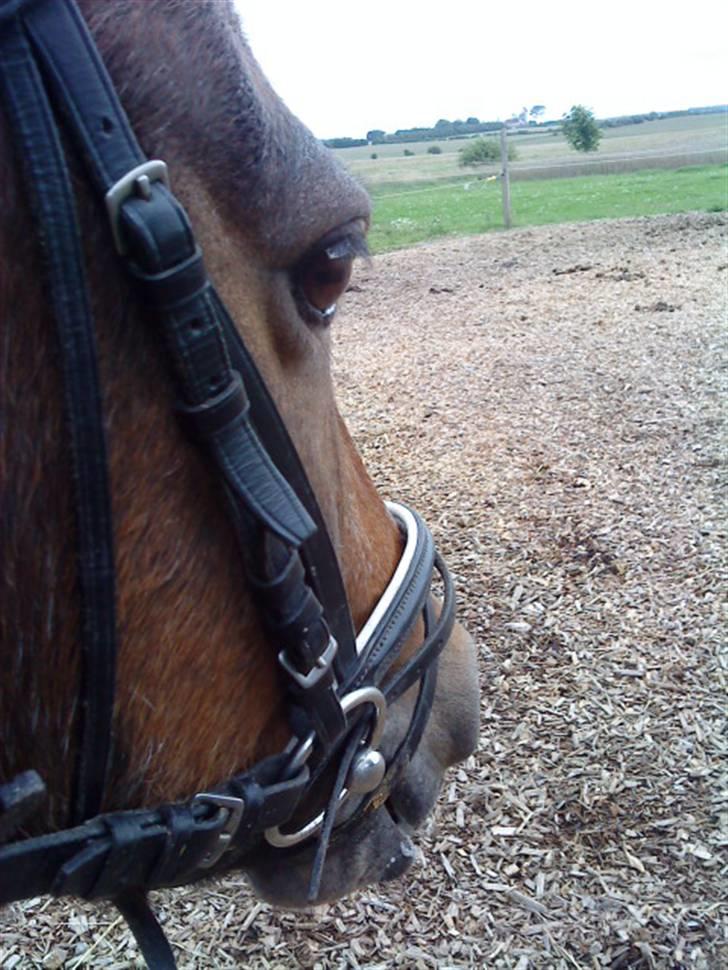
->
[0,2,117,826]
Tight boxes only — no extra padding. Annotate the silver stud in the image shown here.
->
[348,749,386,794]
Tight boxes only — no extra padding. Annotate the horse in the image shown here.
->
[0,0,479,964]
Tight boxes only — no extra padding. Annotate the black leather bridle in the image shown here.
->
[0,0,457,966]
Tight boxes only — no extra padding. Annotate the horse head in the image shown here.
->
[0,0,479,936]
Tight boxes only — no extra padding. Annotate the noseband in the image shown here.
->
[0,1,456,966]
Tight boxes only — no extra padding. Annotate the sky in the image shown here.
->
[233,0,727,140]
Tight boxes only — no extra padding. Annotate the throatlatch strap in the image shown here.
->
[0,6,116,826]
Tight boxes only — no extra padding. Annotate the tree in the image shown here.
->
[529,105,546,122]
[459,137,517,167]
[562,104,601,152]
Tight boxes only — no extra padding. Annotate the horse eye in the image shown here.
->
[298,248,354,320]
[294,226,368,325]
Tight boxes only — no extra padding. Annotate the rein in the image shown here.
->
[0,1,456,966]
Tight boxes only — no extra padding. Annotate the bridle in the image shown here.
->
[0,0,457,966]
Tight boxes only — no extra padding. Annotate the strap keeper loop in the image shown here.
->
[130,245,207,308]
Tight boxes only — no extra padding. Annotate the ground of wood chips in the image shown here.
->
[1,212,726,968]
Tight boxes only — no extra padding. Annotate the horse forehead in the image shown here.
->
[214,43,371,261]
[82,0,369,260]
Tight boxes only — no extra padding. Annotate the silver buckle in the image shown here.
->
[104,159,170,256]
[278,635,338,690]
[264,686,387,848]
[192,792,245,869]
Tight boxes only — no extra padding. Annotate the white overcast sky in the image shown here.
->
[233,0,727,140]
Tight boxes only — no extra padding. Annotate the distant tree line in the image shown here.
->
[368,117,513,145]
[322,105,727,150]
[323,137,369,149]
[322,118,513,148]
[599,106,727,128]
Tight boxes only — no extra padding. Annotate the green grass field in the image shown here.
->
[332,113,728,252]
[366,165,728,253]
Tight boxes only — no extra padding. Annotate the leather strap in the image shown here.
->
[0,772,46,842]
[213,287,358,676]
[22,0,358,743]
[114,892,177,970]
[20,0,357,668]
[22,0,146,187]
[381,552,456,704]
[0,753,308,905]
[351,505,436,688]
[249,539,346,746]
[0,3,117,825]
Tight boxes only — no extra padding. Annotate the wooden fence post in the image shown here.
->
[500,127,512,229]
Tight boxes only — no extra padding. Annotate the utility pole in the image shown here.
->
[500,126,512,229]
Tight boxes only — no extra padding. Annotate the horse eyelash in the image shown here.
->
[323,231,370,263]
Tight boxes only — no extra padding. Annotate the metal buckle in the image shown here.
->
[344,687,387,748]
[264,686,387,848]
[104,159,170,256]
[278,635,338,691]
[192,792,245,869]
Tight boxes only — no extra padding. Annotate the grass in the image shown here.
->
[367,164,728,252]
